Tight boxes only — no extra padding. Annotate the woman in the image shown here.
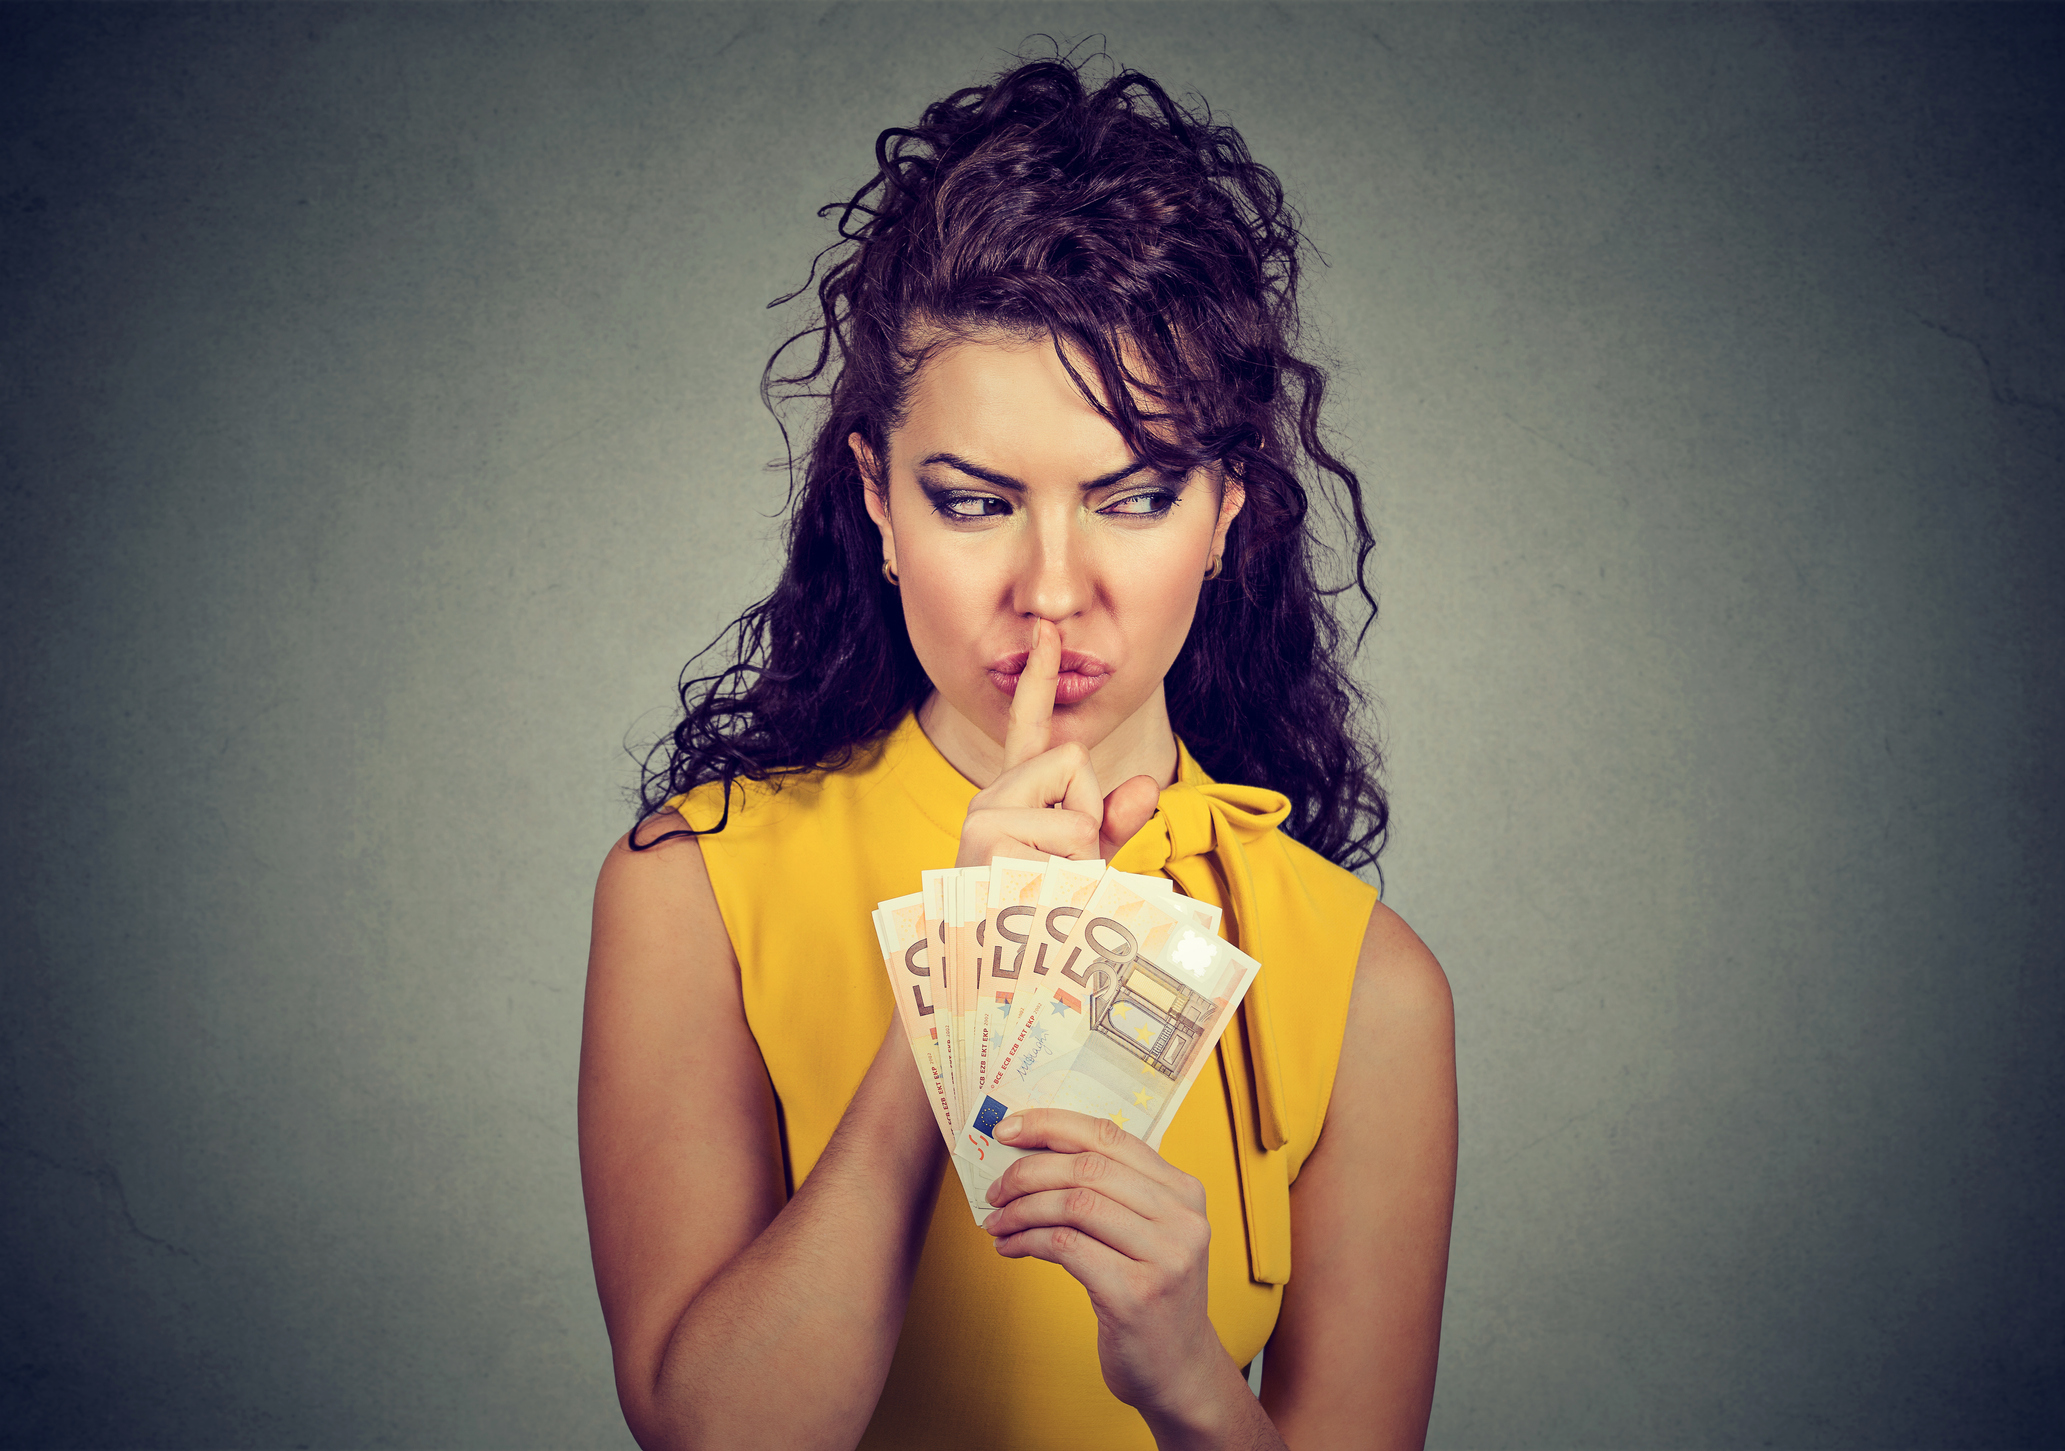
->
[580,57,1456,1451]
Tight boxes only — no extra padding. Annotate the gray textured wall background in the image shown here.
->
[3,4,2060,1448]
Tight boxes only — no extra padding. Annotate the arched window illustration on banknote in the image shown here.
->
[1096,956,1211,1077]
[1077,916,1214,1082]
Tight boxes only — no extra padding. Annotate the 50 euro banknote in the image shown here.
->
[872,892,955,1143]
[946,867,1260,1221]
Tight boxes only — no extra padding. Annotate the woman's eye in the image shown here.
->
[1101,490,1177,518]
[937,493,1010,519]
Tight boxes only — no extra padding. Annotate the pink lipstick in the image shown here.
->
[986,648,1113,707]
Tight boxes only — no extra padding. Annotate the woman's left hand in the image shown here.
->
[980,1108,1234,1425]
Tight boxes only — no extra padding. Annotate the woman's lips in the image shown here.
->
[987,649,1113,707]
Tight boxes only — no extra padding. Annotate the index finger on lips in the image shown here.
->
[988,1107,1196,1200]
[1002,618,1059,772]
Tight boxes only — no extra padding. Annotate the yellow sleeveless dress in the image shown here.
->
[667,711,1375,1450]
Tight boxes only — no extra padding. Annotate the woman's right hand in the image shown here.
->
[955,619,1161,869]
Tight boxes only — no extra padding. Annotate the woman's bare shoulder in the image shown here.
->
[585,812,749,1090]
[1353,900,1453,1024]
[591,810,734,968]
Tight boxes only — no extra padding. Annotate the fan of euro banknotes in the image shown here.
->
[872,855,1263,1222]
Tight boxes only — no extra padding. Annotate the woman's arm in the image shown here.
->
[1263,901,1458,1449]
[579,822,946,1451]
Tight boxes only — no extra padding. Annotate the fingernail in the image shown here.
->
[996,1115,1023,1142]
[981,1211,999,1231]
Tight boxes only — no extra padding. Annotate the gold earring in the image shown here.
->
[882,559,900,586]
[1204,555,1223,581]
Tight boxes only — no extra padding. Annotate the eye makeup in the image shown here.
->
[921,485,1013,521]
[915,473,1191,525]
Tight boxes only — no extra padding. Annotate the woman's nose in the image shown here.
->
[1009,510,1092,621]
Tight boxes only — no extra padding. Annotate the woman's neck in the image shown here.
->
[917,686,1181,794]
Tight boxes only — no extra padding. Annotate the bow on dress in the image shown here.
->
[1110,779,1296,1285]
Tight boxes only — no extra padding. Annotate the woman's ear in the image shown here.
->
[850,431,892,529]
[1210,465,1246,556]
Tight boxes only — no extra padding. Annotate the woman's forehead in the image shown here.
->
[893,329,1178,473]
[901,336,1124,450]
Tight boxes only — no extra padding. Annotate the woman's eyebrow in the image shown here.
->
[916,451,1157,492]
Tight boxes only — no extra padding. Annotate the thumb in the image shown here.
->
[1098,775,1162,859]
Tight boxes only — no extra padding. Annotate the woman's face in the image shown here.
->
[853,329,1242,773]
